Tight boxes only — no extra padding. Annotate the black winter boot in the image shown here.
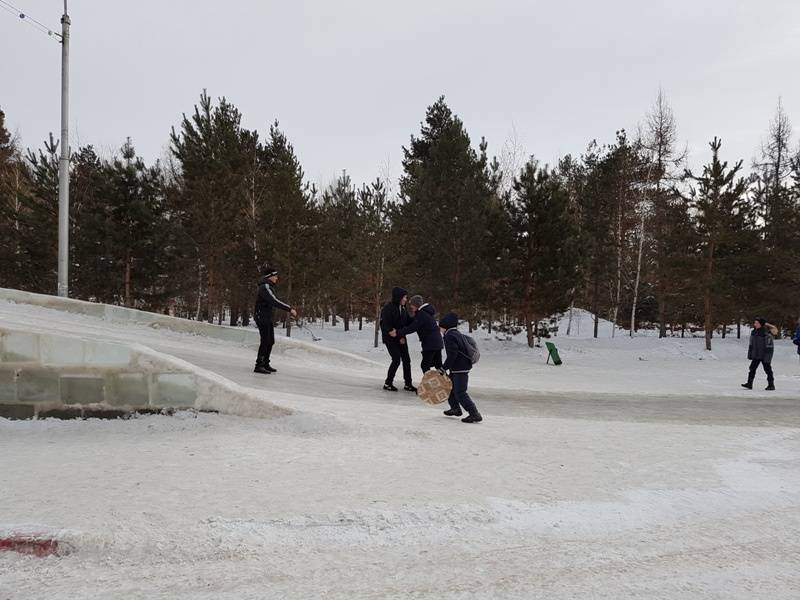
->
[740,382,752,389]
[383,383,398,392]
[254,364,270,374]
[765,384,775,391]
[461,413,483,423]
[404,384,417,393]
[443,408,463,417]
[265,365,277,373]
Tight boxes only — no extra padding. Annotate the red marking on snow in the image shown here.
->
[0,535,60,557]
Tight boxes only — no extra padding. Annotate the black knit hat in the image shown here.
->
[439,312,459,330]
[756,317,767,327]
[261,265,278,278]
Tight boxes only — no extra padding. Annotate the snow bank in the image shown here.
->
[0,324,290,420]
[0,287,381,369]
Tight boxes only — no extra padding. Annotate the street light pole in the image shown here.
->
[57,0,70,297]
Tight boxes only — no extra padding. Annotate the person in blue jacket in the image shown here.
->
[439,312,482,423]
[389,295,444,374]
[793,318,800,363]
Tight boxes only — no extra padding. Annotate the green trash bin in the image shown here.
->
[545,341,562,366]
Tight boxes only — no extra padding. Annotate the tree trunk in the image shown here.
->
[525,315,535,349]
[195,260,203,321]
[592,277,600,339]
[566,299,575,336]
[737,321,741,339]
[703,241,716,351]
[630,209,646,337]
[358,316,363,331]
[124,249,132,307]
[658,296,668,338]
[374,254,385,349]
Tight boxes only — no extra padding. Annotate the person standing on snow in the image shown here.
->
[742,317,777,391]
[793,318,800,364]
[379,287,416,392]
[439,312,482,423]
[390,295,443,374]
[253,266,296,374]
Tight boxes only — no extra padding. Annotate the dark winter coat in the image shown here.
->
[254,276,291,323]
[793,326,800,355]
[379,287,410,345]
[397,304,444,351]
[748,327,775,363]
[442,329,473,373]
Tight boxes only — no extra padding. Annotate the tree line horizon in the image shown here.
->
[1,90,798,350]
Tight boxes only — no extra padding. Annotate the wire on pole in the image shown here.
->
[0,0,61,40]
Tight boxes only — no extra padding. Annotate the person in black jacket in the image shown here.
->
[390,295,444,373]
[742,317,777,390]
[379,287,415,392]
[439,312,482,423]
[253,266,296,374]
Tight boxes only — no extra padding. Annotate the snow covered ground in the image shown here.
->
[1,300,799,599]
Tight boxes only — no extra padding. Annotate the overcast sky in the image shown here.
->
[2,0,799,189]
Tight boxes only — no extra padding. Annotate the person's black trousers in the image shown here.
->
[447,372,478,415]
[748,359,774,385]
[385,342,412,386]
[420,349,442,374]
[256,319,275,366]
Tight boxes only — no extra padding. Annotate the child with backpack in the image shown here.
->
[439,312,482,423]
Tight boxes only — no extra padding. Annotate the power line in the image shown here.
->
[0,0,61,40]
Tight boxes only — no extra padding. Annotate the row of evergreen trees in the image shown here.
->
[1,92,799,349]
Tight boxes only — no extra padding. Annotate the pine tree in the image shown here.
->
[258,122,314,332]
[104,140,167,308]
[684,138,751,351]
[751,100,800,329]
[508,159,579,347]
[358,178,394,347]
[15,135,61,293]
[640,89,686,337]
[0,108,31,290]
[69,145,114,301]
[170,91,252,322]
[578,141,615,338]
[397,97,495,314]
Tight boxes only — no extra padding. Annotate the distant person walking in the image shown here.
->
[253,266,296,374]
[742,317,777,391]
[390,295,443,374]
[793,318,800,364]
[380,287,415,392]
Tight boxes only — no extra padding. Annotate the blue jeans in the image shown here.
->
[448,373,478,415]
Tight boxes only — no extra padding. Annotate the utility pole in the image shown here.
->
[57,0,70,297]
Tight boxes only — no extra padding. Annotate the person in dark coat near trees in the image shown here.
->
[439,312,482,423]
[253,266,296,374]
[390,295,444,374]
[793,318,800,364]
[742,317,777,391]
[380,287,416,392]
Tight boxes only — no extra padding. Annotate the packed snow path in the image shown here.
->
[1,300,799,599]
